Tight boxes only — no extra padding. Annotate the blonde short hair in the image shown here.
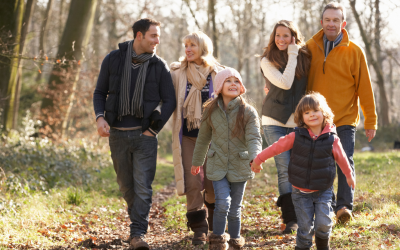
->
[294,92,334,129]
[180,31,218,67]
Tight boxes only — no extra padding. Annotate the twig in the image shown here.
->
[182,0,201,30]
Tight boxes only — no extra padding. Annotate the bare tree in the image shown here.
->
[13,0,37,129]
[0,0,25,130]
[349,0,390,126]
[36,0,54,82]
[208,0,218,58]
[40,0,98,137]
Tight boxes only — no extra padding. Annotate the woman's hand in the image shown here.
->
[291,36,296,45]
[191,166,200,175]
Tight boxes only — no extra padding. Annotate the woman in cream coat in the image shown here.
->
[170,31,224,245]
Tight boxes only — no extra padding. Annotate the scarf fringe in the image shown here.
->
[185,118,202,131]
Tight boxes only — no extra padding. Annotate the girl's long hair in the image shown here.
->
[202,95,247,138]
[294,92,334,129]
[260,20,311,79]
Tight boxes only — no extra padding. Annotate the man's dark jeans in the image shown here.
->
[109,128,158,237]
[333,125,356,213]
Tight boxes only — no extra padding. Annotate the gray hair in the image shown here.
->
[321,2,346,21]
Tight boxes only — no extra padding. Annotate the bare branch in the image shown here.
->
[182,0,201,30]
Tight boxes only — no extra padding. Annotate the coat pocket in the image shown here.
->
[238,151,249,160]
[206,149,216,176]
[207,149,216,158]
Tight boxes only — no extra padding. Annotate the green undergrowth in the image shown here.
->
[0,161,174,249]
[0,113,176,248]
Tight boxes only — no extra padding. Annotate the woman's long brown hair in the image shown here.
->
[201,95,247,138]
[261,20,311,79]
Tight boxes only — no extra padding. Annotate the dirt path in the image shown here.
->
[62,183,197,250]
[53,184,295,250]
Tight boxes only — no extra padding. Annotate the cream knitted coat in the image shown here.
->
[170,61,224,195]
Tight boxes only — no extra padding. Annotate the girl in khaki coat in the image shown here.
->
[192,68,262,249]
[170,31,224,245]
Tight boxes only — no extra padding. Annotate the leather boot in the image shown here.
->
[277,193,298,234]
[315,236,330,250]
[208,233,230,250]
[204,199,215,231]
[228,236,245,249]
[130,236,149,250]
[186,209,208,245]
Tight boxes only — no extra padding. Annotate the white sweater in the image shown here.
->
[261,44,300,128]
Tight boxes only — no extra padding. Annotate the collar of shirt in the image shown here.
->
[323,31,343,57]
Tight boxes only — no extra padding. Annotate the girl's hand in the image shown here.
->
[251,162,263,173]
[191,166,200,176]
[347,175,356,189]
[291,36,296,45]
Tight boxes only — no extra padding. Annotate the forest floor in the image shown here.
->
[1,152,400,249]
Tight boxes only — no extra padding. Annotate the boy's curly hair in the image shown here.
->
[294,92,334,129]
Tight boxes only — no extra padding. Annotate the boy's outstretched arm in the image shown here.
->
[252,132,295,171]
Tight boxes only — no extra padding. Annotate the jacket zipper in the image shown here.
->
[306,140,316,188]
[312,37,345,75]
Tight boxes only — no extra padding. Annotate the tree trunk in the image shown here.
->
[0,0,25,130]
[41,0,98,135]
[208,0,218,58]
[14,0,36,129]
[349,0,389,126]
[36,0,53,82]
[59,0,65,40]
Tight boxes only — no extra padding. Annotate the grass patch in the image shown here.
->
[161,151,400,249]
[0,145,175,249]
[66,188,84,206]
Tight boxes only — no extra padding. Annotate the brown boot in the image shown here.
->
[130,236,149,250]
[228,236,245,249]
[208,233,230,250]
[336,207,352,224]
[315,236,330,250]
[204,199,215,231]
[186,209,208,245]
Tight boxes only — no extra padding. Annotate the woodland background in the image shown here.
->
[1,1,400,249]
[1,0,400,144]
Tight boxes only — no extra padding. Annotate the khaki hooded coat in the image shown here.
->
[170,61,224,195]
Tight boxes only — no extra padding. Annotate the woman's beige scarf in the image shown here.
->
[183,62,213,131]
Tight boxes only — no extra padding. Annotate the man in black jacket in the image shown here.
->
[93,18,176,250]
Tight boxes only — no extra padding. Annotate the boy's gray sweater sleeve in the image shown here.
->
[192,116,213,167]
[245,107,263,161]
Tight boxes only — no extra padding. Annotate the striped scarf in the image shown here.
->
[118,40,154,120]
[323,32,343,57]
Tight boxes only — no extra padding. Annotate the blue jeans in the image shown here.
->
[292,187,333,248]
[109,128,158,237]
[333,125,356,212]
[262,125,294,195]
[212,177,247,239]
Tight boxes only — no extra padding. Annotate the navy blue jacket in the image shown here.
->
[288,127,336,190]
[93,41,176,132]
